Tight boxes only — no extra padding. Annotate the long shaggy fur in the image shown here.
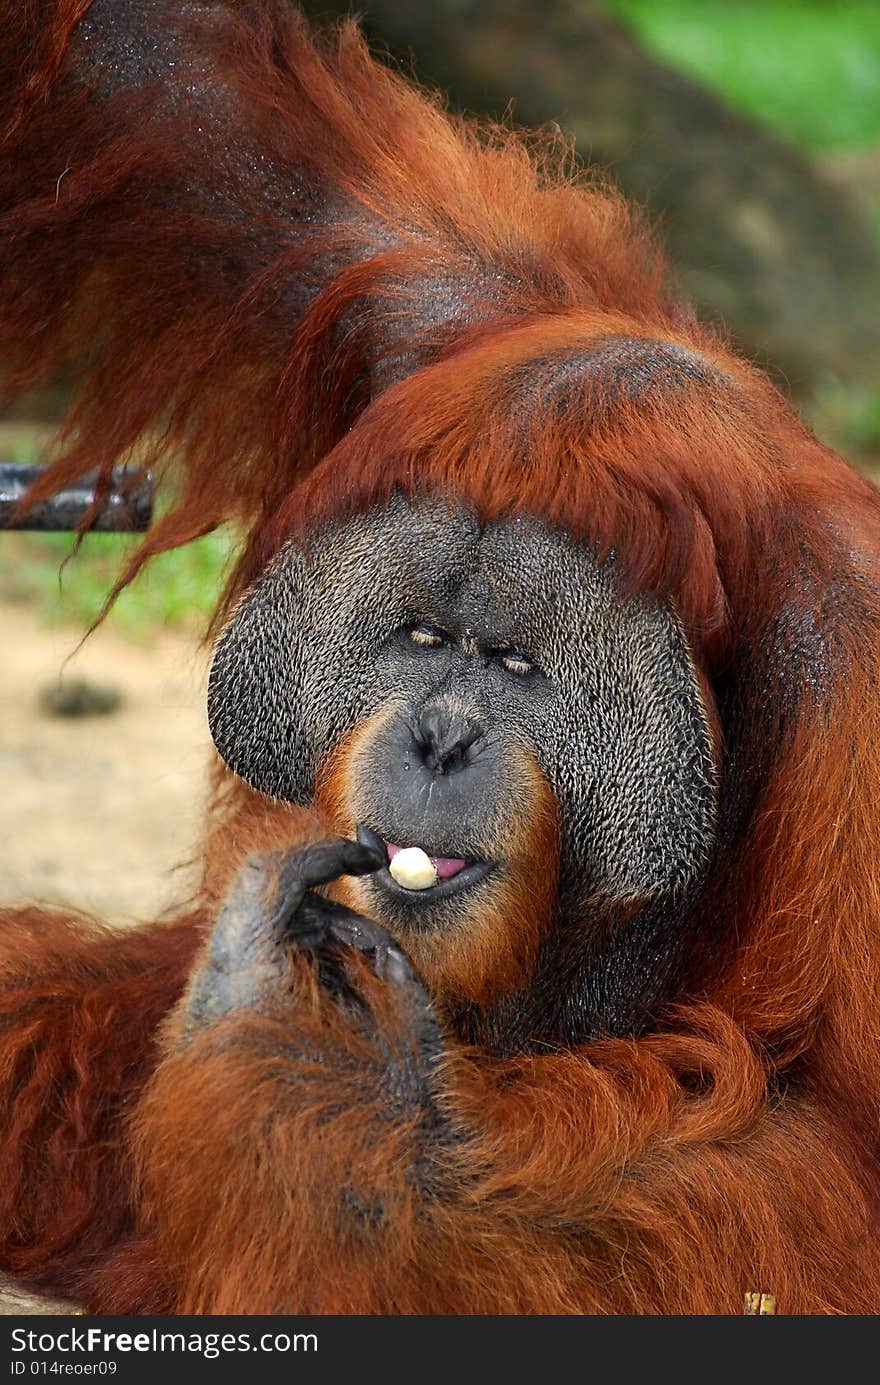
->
[2,0,880,1314]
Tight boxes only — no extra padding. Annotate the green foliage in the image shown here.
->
[603,0,880,151]
[808,379,880,458]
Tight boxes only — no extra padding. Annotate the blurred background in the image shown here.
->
[1,0,879,921]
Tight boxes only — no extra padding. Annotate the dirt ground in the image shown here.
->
[0,598,212,923]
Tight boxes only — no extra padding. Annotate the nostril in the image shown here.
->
[415,709,485,774]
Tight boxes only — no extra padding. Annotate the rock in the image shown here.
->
[38,677,122,718]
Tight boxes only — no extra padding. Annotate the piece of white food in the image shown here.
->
[389,846,438,891]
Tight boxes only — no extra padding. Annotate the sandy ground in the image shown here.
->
[0,599,212,923]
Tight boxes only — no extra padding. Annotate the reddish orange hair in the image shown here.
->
[2,1,880,1315]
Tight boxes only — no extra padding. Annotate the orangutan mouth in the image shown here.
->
[355,825,495,899]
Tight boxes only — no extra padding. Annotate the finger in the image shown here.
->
[280,838,384,895]
[290,892,392,953]
[319,899,417,985]
[372,942,416,986]
[287,894,417,989]
[282,890,333,949]
[327,908,397,954]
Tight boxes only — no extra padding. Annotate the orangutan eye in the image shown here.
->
[499,650,536,676]
[408,623,448,649]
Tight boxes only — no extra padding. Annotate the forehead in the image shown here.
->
[305,491,616,646]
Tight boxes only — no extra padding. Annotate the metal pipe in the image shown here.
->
[0,463,153,532]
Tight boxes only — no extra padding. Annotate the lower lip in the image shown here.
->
[355,824,496,900]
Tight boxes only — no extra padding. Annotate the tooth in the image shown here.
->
[388,846,438,891]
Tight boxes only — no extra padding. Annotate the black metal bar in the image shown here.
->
[0,463,153,532]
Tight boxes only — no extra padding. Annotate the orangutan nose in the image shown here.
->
[414,706,485,775]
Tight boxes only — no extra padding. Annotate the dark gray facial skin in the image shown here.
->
[208,492,718,1049]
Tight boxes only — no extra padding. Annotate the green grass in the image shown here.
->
[603,1,880,151]
[0,526,235,641]
[807,379,880,459]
